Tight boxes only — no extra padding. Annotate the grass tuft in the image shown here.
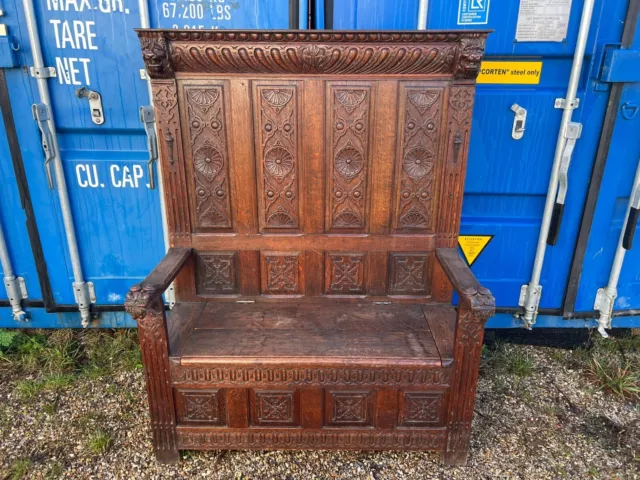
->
[87,428,113,455]
[8,458,32,480]
[483,341,535,378]
[588,357,639,399]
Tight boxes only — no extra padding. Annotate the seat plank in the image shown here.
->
[176,303,446,366]
[196,303,430,331]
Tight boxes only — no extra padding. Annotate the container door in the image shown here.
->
[0,92,43,316]
[571,15,640,315]
[326,0,628,311]
[0,0,297,326]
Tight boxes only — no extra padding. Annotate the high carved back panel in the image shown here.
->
[138,30,488,303]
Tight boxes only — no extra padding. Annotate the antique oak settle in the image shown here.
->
[127,29,493,465]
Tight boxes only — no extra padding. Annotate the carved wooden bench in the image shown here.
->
[127,29,492,466]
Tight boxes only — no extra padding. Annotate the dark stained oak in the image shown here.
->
[127,29,493,466]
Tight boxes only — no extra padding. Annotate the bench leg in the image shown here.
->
[126,285,179,464]
[443,306,490,466]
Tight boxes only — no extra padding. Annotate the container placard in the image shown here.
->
[459,235,493,266]
[476,61,543,84]
[457,0,490,25]
[516,0,573,42]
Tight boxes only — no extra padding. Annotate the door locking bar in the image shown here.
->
[32,103,55,189]
[547,121,583,245]
[75,86,104,125]
[594,156,640,337]
[140,105,158,189]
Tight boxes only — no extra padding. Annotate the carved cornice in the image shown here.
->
[137,30,488,79]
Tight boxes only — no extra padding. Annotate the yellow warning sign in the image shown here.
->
[458,235,494,266]
[476,61,543,85]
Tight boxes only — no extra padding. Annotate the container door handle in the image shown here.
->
[31,103,55,189]
[140,106,158,190]
[547,122,582,245]
[623,179,640,250]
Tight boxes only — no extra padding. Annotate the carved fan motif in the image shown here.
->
[187,89,219,112]
[408,90,440,113]
[335,146,364,180]
[335,90,366,113]
[267,206,296,227]
[333,210,362,227]
[264,146,294,177]
[403,148,433,179]
[262,89,293,111]
[399,206,429,228]
[194,144,223,181]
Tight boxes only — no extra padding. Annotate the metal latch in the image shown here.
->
[547,122,582,245]
[510,104,527,140]
[30,66,56,79]
[75,86,104,125]
[140,106,158,189]
[32,103,55,189]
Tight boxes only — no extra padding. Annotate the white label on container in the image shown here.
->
[515,0,573,42]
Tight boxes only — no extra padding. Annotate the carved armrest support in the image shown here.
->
[435,248,495,322]
[125,247,192,320]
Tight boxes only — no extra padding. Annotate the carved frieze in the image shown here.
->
[184,84,232,229]
[138,30,488,79]
[171,365,451,387]
[177,429,447,450]
[328,85,372,231]
[254,84,300,230]
[394,86,443,232]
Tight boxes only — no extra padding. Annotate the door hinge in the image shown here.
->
[600,48,640,83]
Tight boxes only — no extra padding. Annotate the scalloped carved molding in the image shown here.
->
[137,30,488,79]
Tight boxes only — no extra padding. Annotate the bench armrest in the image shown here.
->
[436,247,495,315]
[125,247,192,319]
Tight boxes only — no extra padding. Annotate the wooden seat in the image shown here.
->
[127,29,493,466]
[169,303,452,366]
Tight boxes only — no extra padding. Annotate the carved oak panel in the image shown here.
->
[175,389,226,425]
[261,252,303,295]
[327,84,372,231]
[184,84,233,229]
[254,83,301,231]
[326,390,374,427]
[398,391,445,426]
[393,85,444,232]
[389,253,432,296]
[196,252,238,295]
[250,390,298,426]
[325,252,367,295]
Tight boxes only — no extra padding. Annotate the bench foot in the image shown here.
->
[155,448,180,464]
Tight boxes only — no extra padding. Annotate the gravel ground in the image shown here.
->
[0,332,638,479]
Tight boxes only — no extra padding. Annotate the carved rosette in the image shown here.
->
[185,84,232,229]
[255,85,300,230]
[196,252,238,295]
[328,85,372,230]
[394,86,443,231]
